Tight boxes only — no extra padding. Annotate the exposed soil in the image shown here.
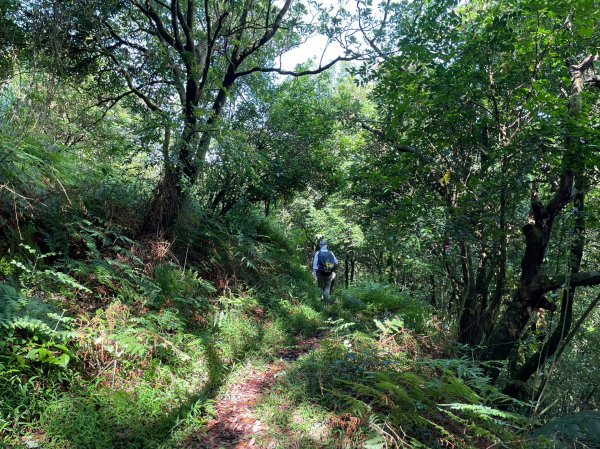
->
[182,336,322,449]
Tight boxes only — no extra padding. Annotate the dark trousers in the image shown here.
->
[317,272,334,300]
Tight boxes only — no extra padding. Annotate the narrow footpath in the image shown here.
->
[183,336,322,449]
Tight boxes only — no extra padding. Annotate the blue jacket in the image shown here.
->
[313,246,338,272]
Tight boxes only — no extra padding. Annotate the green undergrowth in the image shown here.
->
[0,202,327,448]
[247,284,553,449]
[0,137,543,448]
[254,319,545,449]
[0,217,548,448]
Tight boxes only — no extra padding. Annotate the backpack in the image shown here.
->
[317,251,336,274]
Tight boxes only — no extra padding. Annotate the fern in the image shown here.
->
[440,403,531,428]
[44,269,93,294]
[374,317,405,336]
[0,283,24,329]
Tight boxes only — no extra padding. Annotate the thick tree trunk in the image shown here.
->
[482,55,599,376]
[141,128,197,234]
[140,126,183,235]
[141,166,183,236]
[141,37,241,234]
[506,190,585,397]
[481,172,573,365]
[504,55,594,395]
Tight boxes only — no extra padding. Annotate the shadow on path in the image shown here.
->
[182,336,323,449]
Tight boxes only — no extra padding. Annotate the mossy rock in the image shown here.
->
[533,410,600,448]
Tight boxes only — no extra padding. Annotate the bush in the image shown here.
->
[149,263,215,314]
[216,310,261,364]
[272,300,325,338]
[340,283,434,333]
[41,387,180,449]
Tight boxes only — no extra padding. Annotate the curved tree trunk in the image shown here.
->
[503,55,594,396]
[482,54,599,385]
[481,171,572,368]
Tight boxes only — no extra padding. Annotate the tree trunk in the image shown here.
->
[429,274,435,307]
[345,251,350,288]
[481,55,599,375]
[386,253,395,284]
[457,242,477,345]
[482,154,508,340]
[504,55,594,395]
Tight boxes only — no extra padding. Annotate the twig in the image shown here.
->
[13,189,23,240]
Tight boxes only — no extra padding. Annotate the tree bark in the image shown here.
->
[483,154,509,340]
[504,54,596,395]
[345,251,350,288]
[481,171,573,365]
[458,242,492,346]
[482,54,600,382]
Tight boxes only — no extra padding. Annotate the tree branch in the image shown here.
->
[199,9,229,95]
[571,53,599,73]
[542,271,600,293]
[356,0,388,60]
[360,121,428,159]
[234,0,293,66]
[543,170,574,224]
[104,21,148,53]
[131,0,176,47]
[234,55,356,78]
[96,44,163,112]
[170,0,185,51]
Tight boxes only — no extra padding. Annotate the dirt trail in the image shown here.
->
[182,336,322,449]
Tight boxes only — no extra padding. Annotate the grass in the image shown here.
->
[0,210,538,449]
[0,272,330,449]
[254,352,337,448]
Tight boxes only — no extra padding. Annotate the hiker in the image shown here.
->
[313,240,338,300]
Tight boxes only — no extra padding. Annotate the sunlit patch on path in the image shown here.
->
[182,336,322,449]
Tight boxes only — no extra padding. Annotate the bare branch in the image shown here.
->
[586,75,600,88]
[360,121,423,157]
[96,43,163,112]
[187,0,194,31]
[544,170,574,222]
[170,0,185,51]
[131,0,176,47]
[177,0,193,48]
[571,53,599,73]
[199,10,229,94]
[104,21,148,53]
[92,90,135,125]
[234,0,293,66]
[234,55,356,78]
[357,0,388,60]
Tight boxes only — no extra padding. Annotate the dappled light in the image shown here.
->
[1,0,599,448]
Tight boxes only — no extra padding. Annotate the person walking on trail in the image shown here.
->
[313,240,338,301]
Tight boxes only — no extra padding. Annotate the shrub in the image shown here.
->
[341,283,434,333]
[273,300,325,337]
[216,310,261,364]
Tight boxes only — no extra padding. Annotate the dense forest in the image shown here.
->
[1,0,599,447]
